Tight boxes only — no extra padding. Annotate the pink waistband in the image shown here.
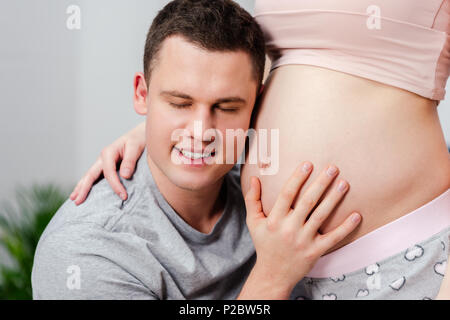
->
[307,188,450,278]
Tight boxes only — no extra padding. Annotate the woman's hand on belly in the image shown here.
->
[238,162,361,299]
[241,65,450,252]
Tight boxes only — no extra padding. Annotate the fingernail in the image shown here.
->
[338,181,348,192]
[352,213,361,223]
[302,162,312,173]
[327,166,338,176]
[122,168,131,177]
[120,193,127,201]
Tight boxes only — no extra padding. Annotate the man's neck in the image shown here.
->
[146,155,226,234]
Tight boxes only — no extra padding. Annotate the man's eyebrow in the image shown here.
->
[160,91,193,99]
[214,97,246,104]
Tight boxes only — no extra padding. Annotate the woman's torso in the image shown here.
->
[241,0,450,253]
[241,65,450,253]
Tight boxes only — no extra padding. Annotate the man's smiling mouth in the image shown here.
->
[173,147,215,160]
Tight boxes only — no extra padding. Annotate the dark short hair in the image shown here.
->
[143,0,266,87]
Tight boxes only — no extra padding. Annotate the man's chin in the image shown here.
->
[170,176,217,192]
[168,166,227,192]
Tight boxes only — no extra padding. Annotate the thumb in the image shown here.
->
[244,177,265,223]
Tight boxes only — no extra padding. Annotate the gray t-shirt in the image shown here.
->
[31,148,256,299]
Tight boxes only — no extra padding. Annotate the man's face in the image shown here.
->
[134,35,258,191]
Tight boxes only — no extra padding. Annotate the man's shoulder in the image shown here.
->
[32,159,163,300]
[44,153,156,237]
[31,218,157,299]
[42,175,137,237]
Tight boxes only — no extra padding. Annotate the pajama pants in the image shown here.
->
[290,189,450,300]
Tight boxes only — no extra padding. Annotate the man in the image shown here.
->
[32,0,358,299]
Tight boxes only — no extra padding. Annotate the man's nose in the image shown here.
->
[185,107,215,141]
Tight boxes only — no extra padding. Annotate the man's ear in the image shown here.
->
[134,72,149,115]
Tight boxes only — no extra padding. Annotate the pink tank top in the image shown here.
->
[254,0,450,101]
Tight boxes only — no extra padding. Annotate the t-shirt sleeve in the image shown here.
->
[31,221,158,300]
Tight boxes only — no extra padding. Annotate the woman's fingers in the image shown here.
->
[70,123,146,206]
[316,212,361,253]
[303,179,349,237]
[119,142,145,179]
[72,158,103,205]
[269,162,313,221]
[101,146,128,201]
[289,165,339,226]
[69,180,82,201]
[244,177,264,225]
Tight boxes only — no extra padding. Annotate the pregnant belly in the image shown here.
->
[241,65,450,252]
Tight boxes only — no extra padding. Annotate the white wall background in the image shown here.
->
[0,0,449,206]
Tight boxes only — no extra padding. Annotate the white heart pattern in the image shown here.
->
[389,277,406,291]
[322,293,337,300]
[434,260,447,276]
[365,263,380,275]
[356,289,369,298]
[404,245,424,261]
[330,275,345,282]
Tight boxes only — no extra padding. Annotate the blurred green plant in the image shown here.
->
[0,184,69,299]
